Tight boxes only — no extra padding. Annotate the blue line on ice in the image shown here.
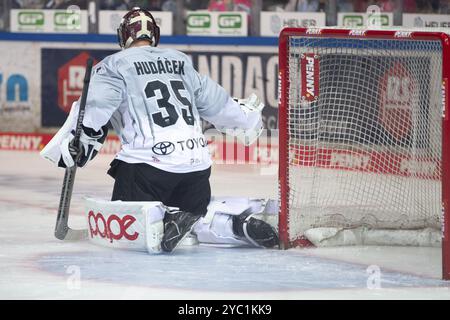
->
[36,246,448,291]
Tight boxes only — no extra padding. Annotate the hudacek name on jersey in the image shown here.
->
[133,59,185,76]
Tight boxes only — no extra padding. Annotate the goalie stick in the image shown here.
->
[54,58,93,241]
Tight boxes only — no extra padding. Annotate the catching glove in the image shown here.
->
[231,93,265,146]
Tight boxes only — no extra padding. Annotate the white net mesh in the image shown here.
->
[285,35,443,245]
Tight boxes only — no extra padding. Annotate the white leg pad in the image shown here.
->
[144,206,165,254]
[85,197,166,254]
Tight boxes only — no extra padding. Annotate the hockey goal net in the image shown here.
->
[278,28,450,279]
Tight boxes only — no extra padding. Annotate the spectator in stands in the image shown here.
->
[161,0,176,12]
[284,0,320,12]
[207,0,252,15]
[185,0,210,10]
[374,0,395,12]
[45,0,87,9]
[12,0,45,8]
[100,0,130,10]
[415,0,440,12]
[439,0,450,13]
[353,0,372,12]
[100,0,162,11]
[262,0,289,11]
[402,0,417,12]
[353,0,444,14]
[143,0,163,11]
[336,0,353,12]
[11,0,22,8]
[0,1,5,30]
[207,0,252,35]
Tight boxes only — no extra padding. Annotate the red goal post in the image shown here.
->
[278,28,450,279]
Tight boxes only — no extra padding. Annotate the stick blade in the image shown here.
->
[65,228,89,241]
[55,227,88,241]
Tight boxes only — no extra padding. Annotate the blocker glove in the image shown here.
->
[58,125,108,168]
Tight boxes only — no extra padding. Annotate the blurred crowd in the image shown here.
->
[11,0,88,9]
[264,0,449,13]
[6,0,450,13]
[0,0,449,33]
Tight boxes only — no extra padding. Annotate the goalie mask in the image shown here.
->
[117,7,160,49]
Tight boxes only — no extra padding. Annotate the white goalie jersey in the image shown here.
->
[42,46,263,173]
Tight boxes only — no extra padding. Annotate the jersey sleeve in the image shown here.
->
[188,65,259,131]
[191,71,229,117]
[82,57,125,131]
[200,96,262,131]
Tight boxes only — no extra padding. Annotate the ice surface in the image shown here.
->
[1,151,450,299]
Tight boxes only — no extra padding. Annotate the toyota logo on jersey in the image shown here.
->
[152,141,175,155]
